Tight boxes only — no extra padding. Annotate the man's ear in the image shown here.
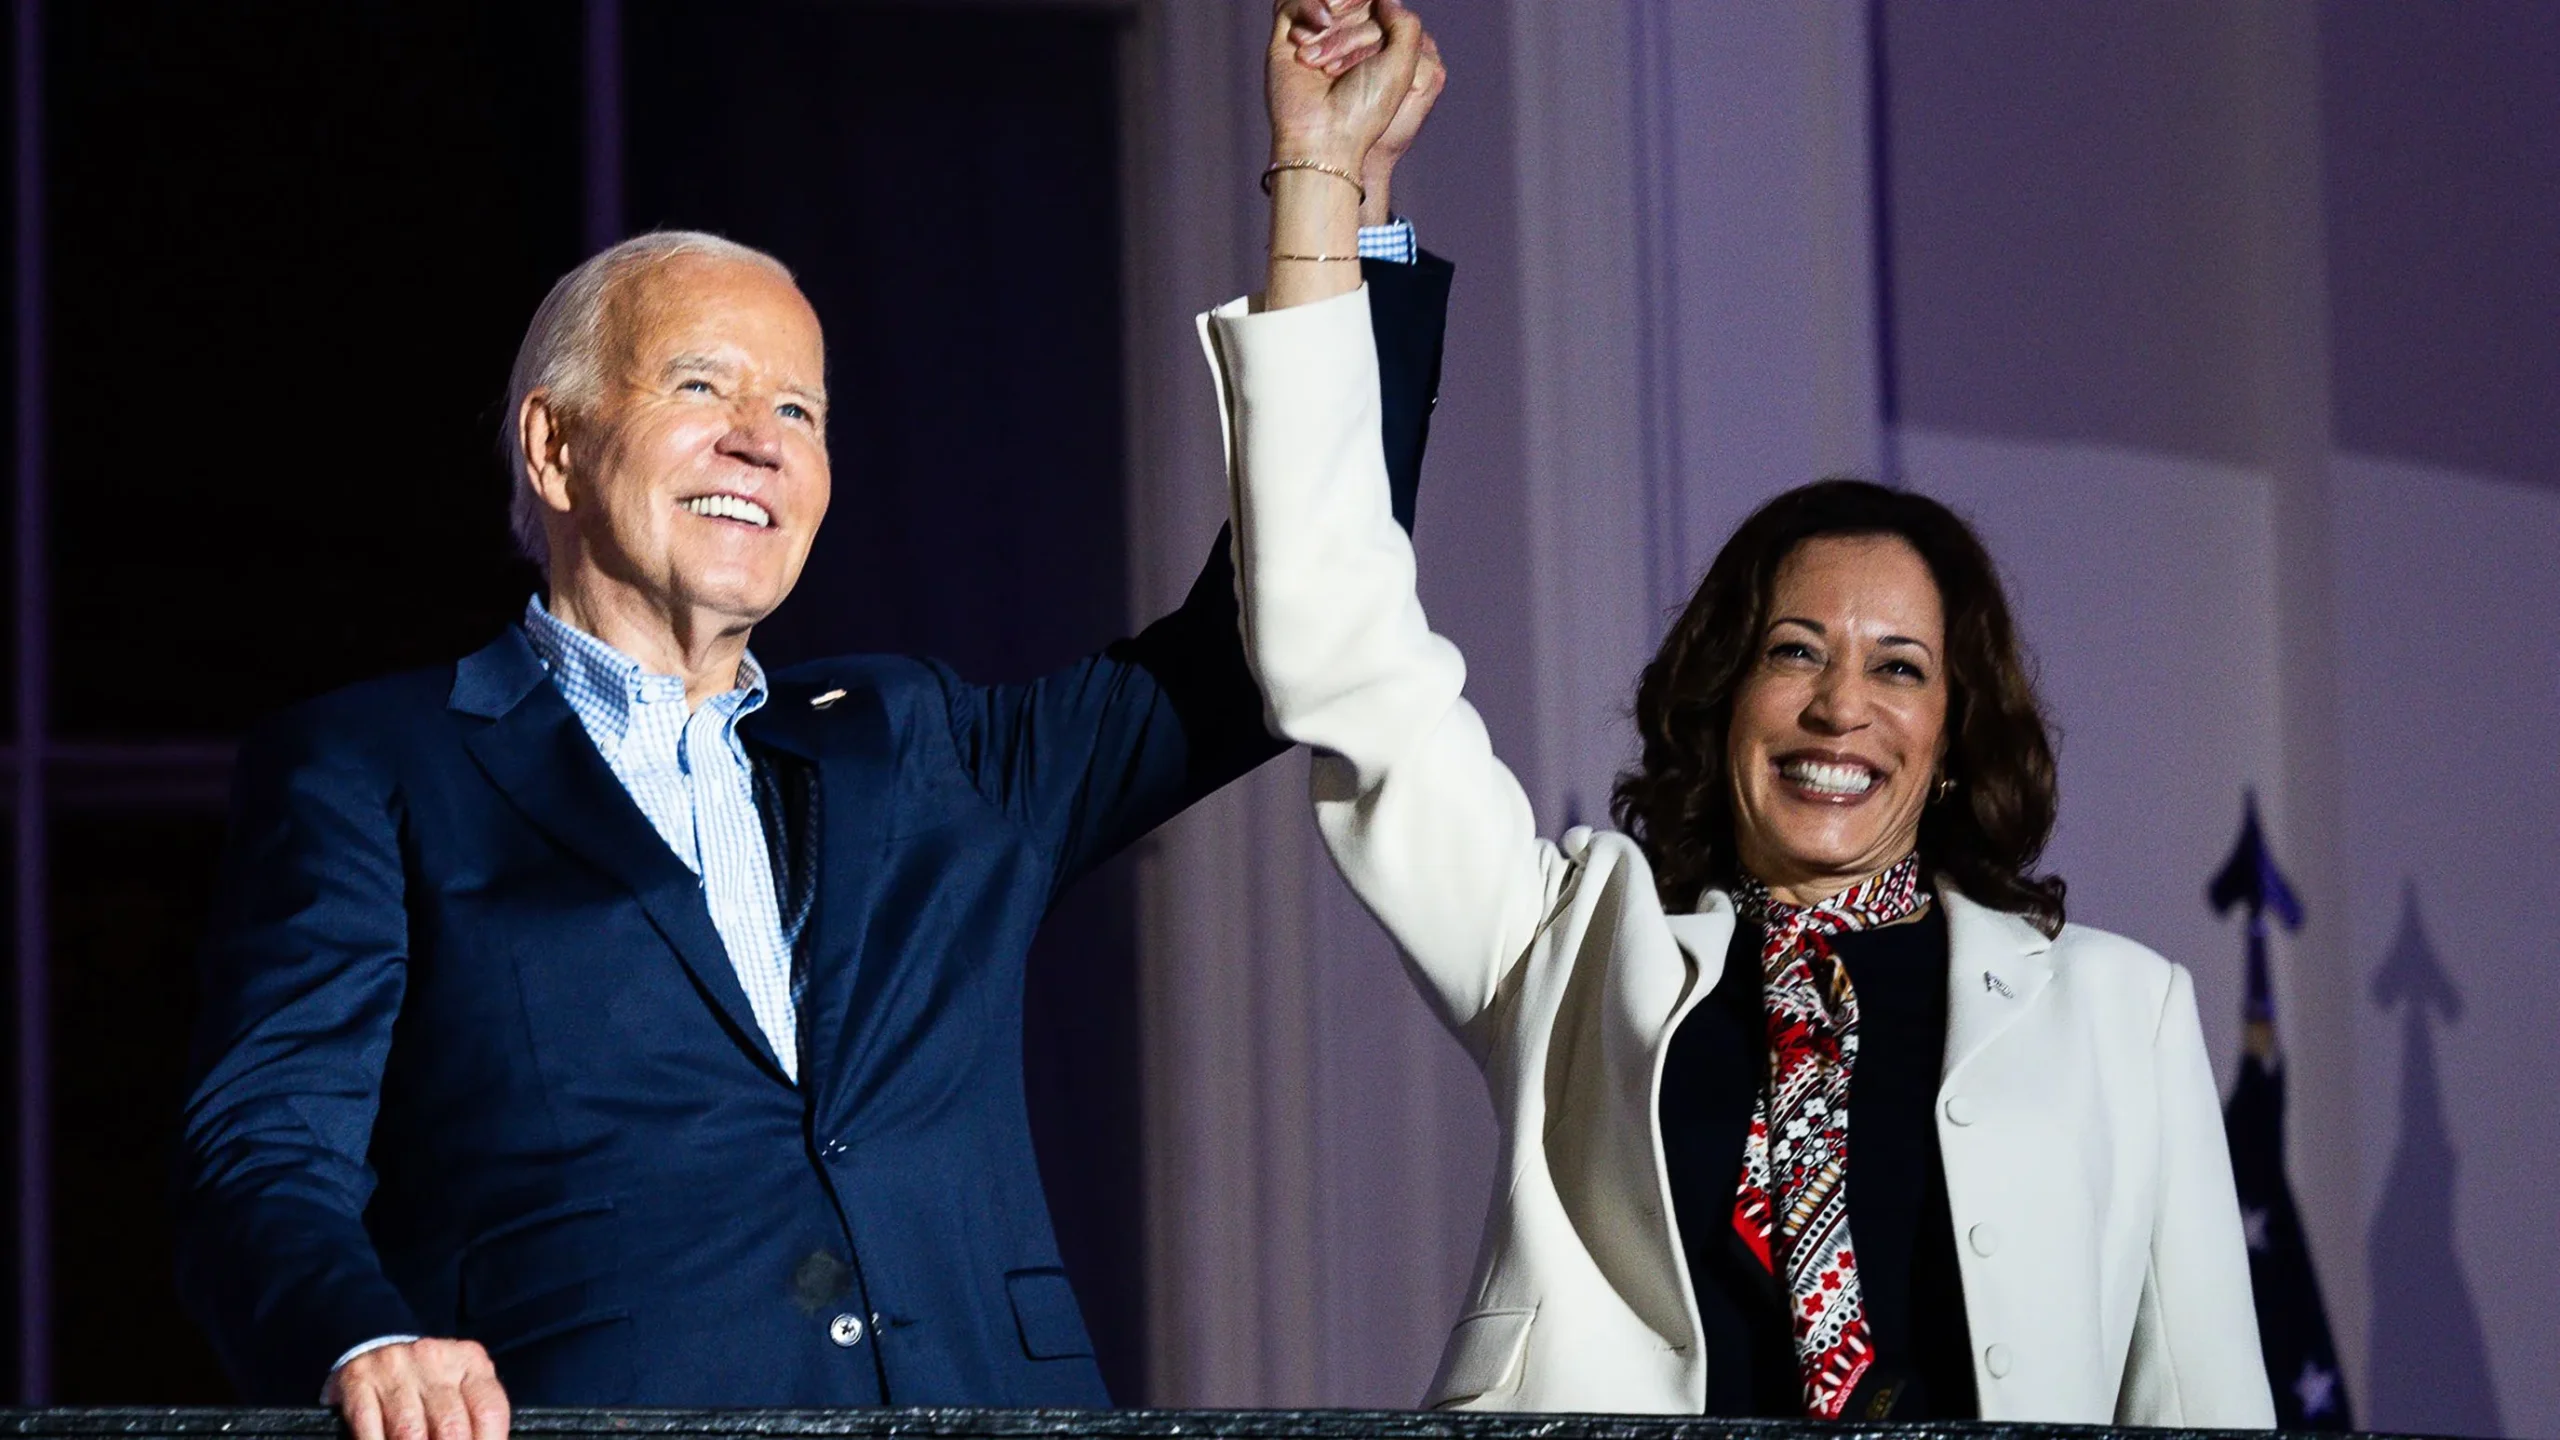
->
[520,390,579,517]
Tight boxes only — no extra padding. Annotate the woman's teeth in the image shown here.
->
[1779,759,1876,796]
[681,494,773,527]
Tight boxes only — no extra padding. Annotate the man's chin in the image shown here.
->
[674,578,795,632]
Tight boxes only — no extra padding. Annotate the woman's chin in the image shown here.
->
[1756,828,1912,886]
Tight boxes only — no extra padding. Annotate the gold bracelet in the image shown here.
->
[1269,252,1361,263]
[1261,159,1367,204]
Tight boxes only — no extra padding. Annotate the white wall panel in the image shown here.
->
[1895,427,2286,1088]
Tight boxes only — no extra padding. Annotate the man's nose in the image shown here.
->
[717,410,786,469]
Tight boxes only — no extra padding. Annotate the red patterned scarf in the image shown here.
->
[1730,853,1926,1418]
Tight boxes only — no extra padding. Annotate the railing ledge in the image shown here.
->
[0,1408,2450,1440]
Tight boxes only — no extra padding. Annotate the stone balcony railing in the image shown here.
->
[0,1409,2442,1440]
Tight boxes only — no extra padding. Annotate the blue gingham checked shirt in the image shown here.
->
[1360,216,1417,264]
[521,596,803,1082]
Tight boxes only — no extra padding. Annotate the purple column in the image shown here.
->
[585,0,623,253]
[12,0,51,1405]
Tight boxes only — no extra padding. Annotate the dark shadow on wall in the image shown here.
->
[2365,882,2505,1437]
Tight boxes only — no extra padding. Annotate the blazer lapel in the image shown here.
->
[1938,885,2057,1087]
[741,674,898,1079]
[451,630,793,1085]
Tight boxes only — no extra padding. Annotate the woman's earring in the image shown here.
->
[1932,773,1956,804]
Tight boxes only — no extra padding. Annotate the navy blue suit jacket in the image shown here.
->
[176,258,1451,1408]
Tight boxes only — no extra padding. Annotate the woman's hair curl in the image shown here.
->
[1608,478,2066,935]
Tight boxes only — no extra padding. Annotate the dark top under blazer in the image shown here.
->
[1660,905,1978,1421]
[175,257,1453,1408]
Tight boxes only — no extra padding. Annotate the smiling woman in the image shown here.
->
[1211,154,2276,1416]
[1614,481,2067,933]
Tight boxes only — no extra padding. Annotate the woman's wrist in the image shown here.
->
[1264,164,1366,310]
[1358,157,1395,228]
[1270,130,1370,176]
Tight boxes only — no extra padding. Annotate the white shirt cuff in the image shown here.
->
[323,1334,422,1399]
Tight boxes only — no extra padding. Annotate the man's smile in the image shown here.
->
[678,491,775,528]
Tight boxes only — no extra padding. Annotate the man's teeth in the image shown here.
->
[1780,759,1876,795]
[681,495,773,527]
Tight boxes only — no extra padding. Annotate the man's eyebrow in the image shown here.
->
[780,382,830,408]
[661,353,733,377]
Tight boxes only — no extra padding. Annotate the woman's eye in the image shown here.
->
[1876,658,1928,682]
[1767,641,1819,665]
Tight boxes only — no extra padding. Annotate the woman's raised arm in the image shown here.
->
[1201,3,1568,1039]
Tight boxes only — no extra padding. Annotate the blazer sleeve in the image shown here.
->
[1201,284,1568,1039]
[2116,965,2279,1427]
[949,254,1452,892]
[174,708,423,1401]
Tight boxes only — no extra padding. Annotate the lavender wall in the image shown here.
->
[2323,0,2560,494]
[2333,455,2560,1437]
[1883,0,2273,468]
[2318,6,2560,1436]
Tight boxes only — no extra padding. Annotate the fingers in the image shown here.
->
[1278,0,1370,31]
[1316,26,1385,77]
[1405,31,1447,112]
[423,1376,474,1440]
[1295,17,1384,77]
[461,1362,511,1440]
[341,1376,387,1440]
[1275,0,1342,28]
[1375,0,1426,53]
[379,1371,431,1440]
[336,1340,506,1440]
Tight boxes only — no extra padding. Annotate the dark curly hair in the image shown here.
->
[1607,478,2066,935]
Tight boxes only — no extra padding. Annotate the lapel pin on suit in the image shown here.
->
[810,688,846,710]
[1984,970,2016,998]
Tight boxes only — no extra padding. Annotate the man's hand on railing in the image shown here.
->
[323,1339,509,1440]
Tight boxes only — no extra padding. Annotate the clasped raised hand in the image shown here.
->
[1268,0,1426,179]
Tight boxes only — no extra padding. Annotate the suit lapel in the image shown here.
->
[1938,885,2057,1086]
[452,630,793,1086]
[741,674,899,1080]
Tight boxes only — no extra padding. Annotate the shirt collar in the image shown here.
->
[520,595,769,748]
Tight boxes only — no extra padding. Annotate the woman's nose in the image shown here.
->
[1800,670,1872,733]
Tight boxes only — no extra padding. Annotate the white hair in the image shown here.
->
[500,229,798,565]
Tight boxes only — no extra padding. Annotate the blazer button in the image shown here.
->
[1943,1095,1979,1126]
[1984,1342,2014,1378]
[819,1138,849,1159]
[829,1312,866,1348]
[1968,1222,2001,1256]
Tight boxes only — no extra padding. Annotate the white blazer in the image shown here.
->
[1200,287,2276,1427]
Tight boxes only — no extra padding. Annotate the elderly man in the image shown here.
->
[175,10,1445,1433]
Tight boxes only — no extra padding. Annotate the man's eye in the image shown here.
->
[779,401,812,423]
[678,379,715,394]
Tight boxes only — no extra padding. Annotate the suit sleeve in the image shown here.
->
[949,254,1452,891]
[2116,965,2279,1427]
[174,710,422,1401]
[1201,283,1568,1037]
